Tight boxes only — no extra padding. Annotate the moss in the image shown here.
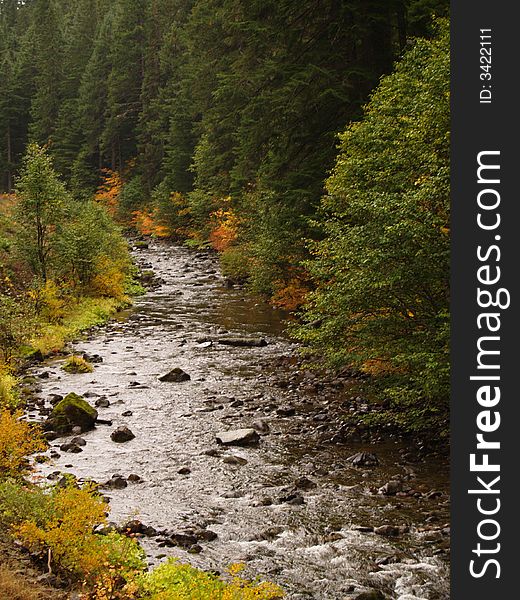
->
[62,355,93,374]
[48,393,97,434]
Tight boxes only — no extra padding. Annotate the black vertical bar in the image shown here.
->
[452,2,519,598]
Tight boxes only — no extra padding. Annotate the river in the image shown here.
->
[26,240,450,600]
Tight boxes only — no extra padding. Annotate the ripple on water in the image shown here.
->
[30,240,449,599]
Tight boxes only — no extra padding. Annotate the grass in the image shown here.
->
[29,296,128,357]
[0,564,63,600]
[61,355,94,374]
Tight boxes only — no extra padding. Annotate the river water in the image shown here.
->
[27,241,450,599]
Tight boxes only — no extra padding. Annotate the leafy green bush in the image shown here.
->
[294,21,450,435]
[137,559,283,599]
[0,480,50,527]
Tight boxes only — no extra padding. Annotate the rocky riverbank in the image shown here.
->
[20,240,450,599]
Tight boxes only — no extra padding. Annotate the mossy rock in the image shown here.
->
[47,393,98,434]
[62,355,94,374]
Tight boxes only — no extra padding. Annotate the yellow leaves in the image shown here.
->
[209,207,240,252]
[0,410,46,480]
[90,256,126,300]
[32,280,66,323]
[14,484,116,585]
[95,170,123,217]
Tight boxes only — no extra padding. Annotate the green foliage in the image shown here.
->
[14,143,69,282]
[0,480,50,527]
[0,370,19,411]
[55,199,130,292]
[137,559,284,599]
[294,21,450,434]
[0,293,36,363]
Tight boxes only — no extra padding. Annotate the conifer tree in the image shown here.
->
[29,0,64,145]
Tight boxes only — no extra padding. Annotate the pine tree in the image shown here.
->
[72,7,114,193]
[29,0,64,145]
[0,0,35,191]
[101,0,145,172]
[52,0,101,179]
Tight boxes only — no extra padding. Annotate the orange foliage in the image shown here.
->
[95,171,123,217]
[131,210,171,238]
[271,277,310,311]
[209,207,239,252]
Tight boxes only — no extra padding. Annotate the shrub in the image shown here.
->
[0,294,36,363]
[137,559,283,599]
[220,247,251,283]
[0,411,46,480]
[15,483,146,589]
[62,355,94,374]
[0,370,19,411]
[0,480,50,528]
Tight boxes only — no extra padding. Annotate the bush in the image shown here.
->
[0,371,19,411]
[220,247,251,283]
[56,200,130,295]
[0,411,46,480]
[0,480,50,528]
[13,483,145,590]
[0,294,36,363]
[137,559,283,599]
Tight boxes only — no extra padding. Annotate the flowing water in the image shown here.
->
[27,241,450,599]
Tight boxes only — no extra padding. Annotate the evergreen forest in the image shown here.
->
[0,2,451,597]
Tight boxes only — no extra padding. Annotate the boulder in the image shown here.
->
[60,443,83,454]
[374,525,400,537]
[347,451,379,467]
[70,436,87,447]
[378,480,403,496]
[104,475,128,489]
[47,393,98,434]
[159,368,191,382]
[111,426,135,443]
[251,419,270,435]
[216,428,260,446]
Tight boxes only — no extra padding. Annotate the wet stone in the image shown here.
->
[104,476,128,490]
[216,428,260,446]
[70,436,87,446]
[60,443,83,453]
[347,452,379,467]
[223,455,248,466]
[158,368,191,383]
[111,426,135,443]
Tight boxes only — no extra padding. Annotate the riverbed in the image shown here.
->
[26,240,450,600]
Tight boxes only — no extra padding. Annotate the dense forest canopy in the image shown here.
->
[0,0,450,434]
